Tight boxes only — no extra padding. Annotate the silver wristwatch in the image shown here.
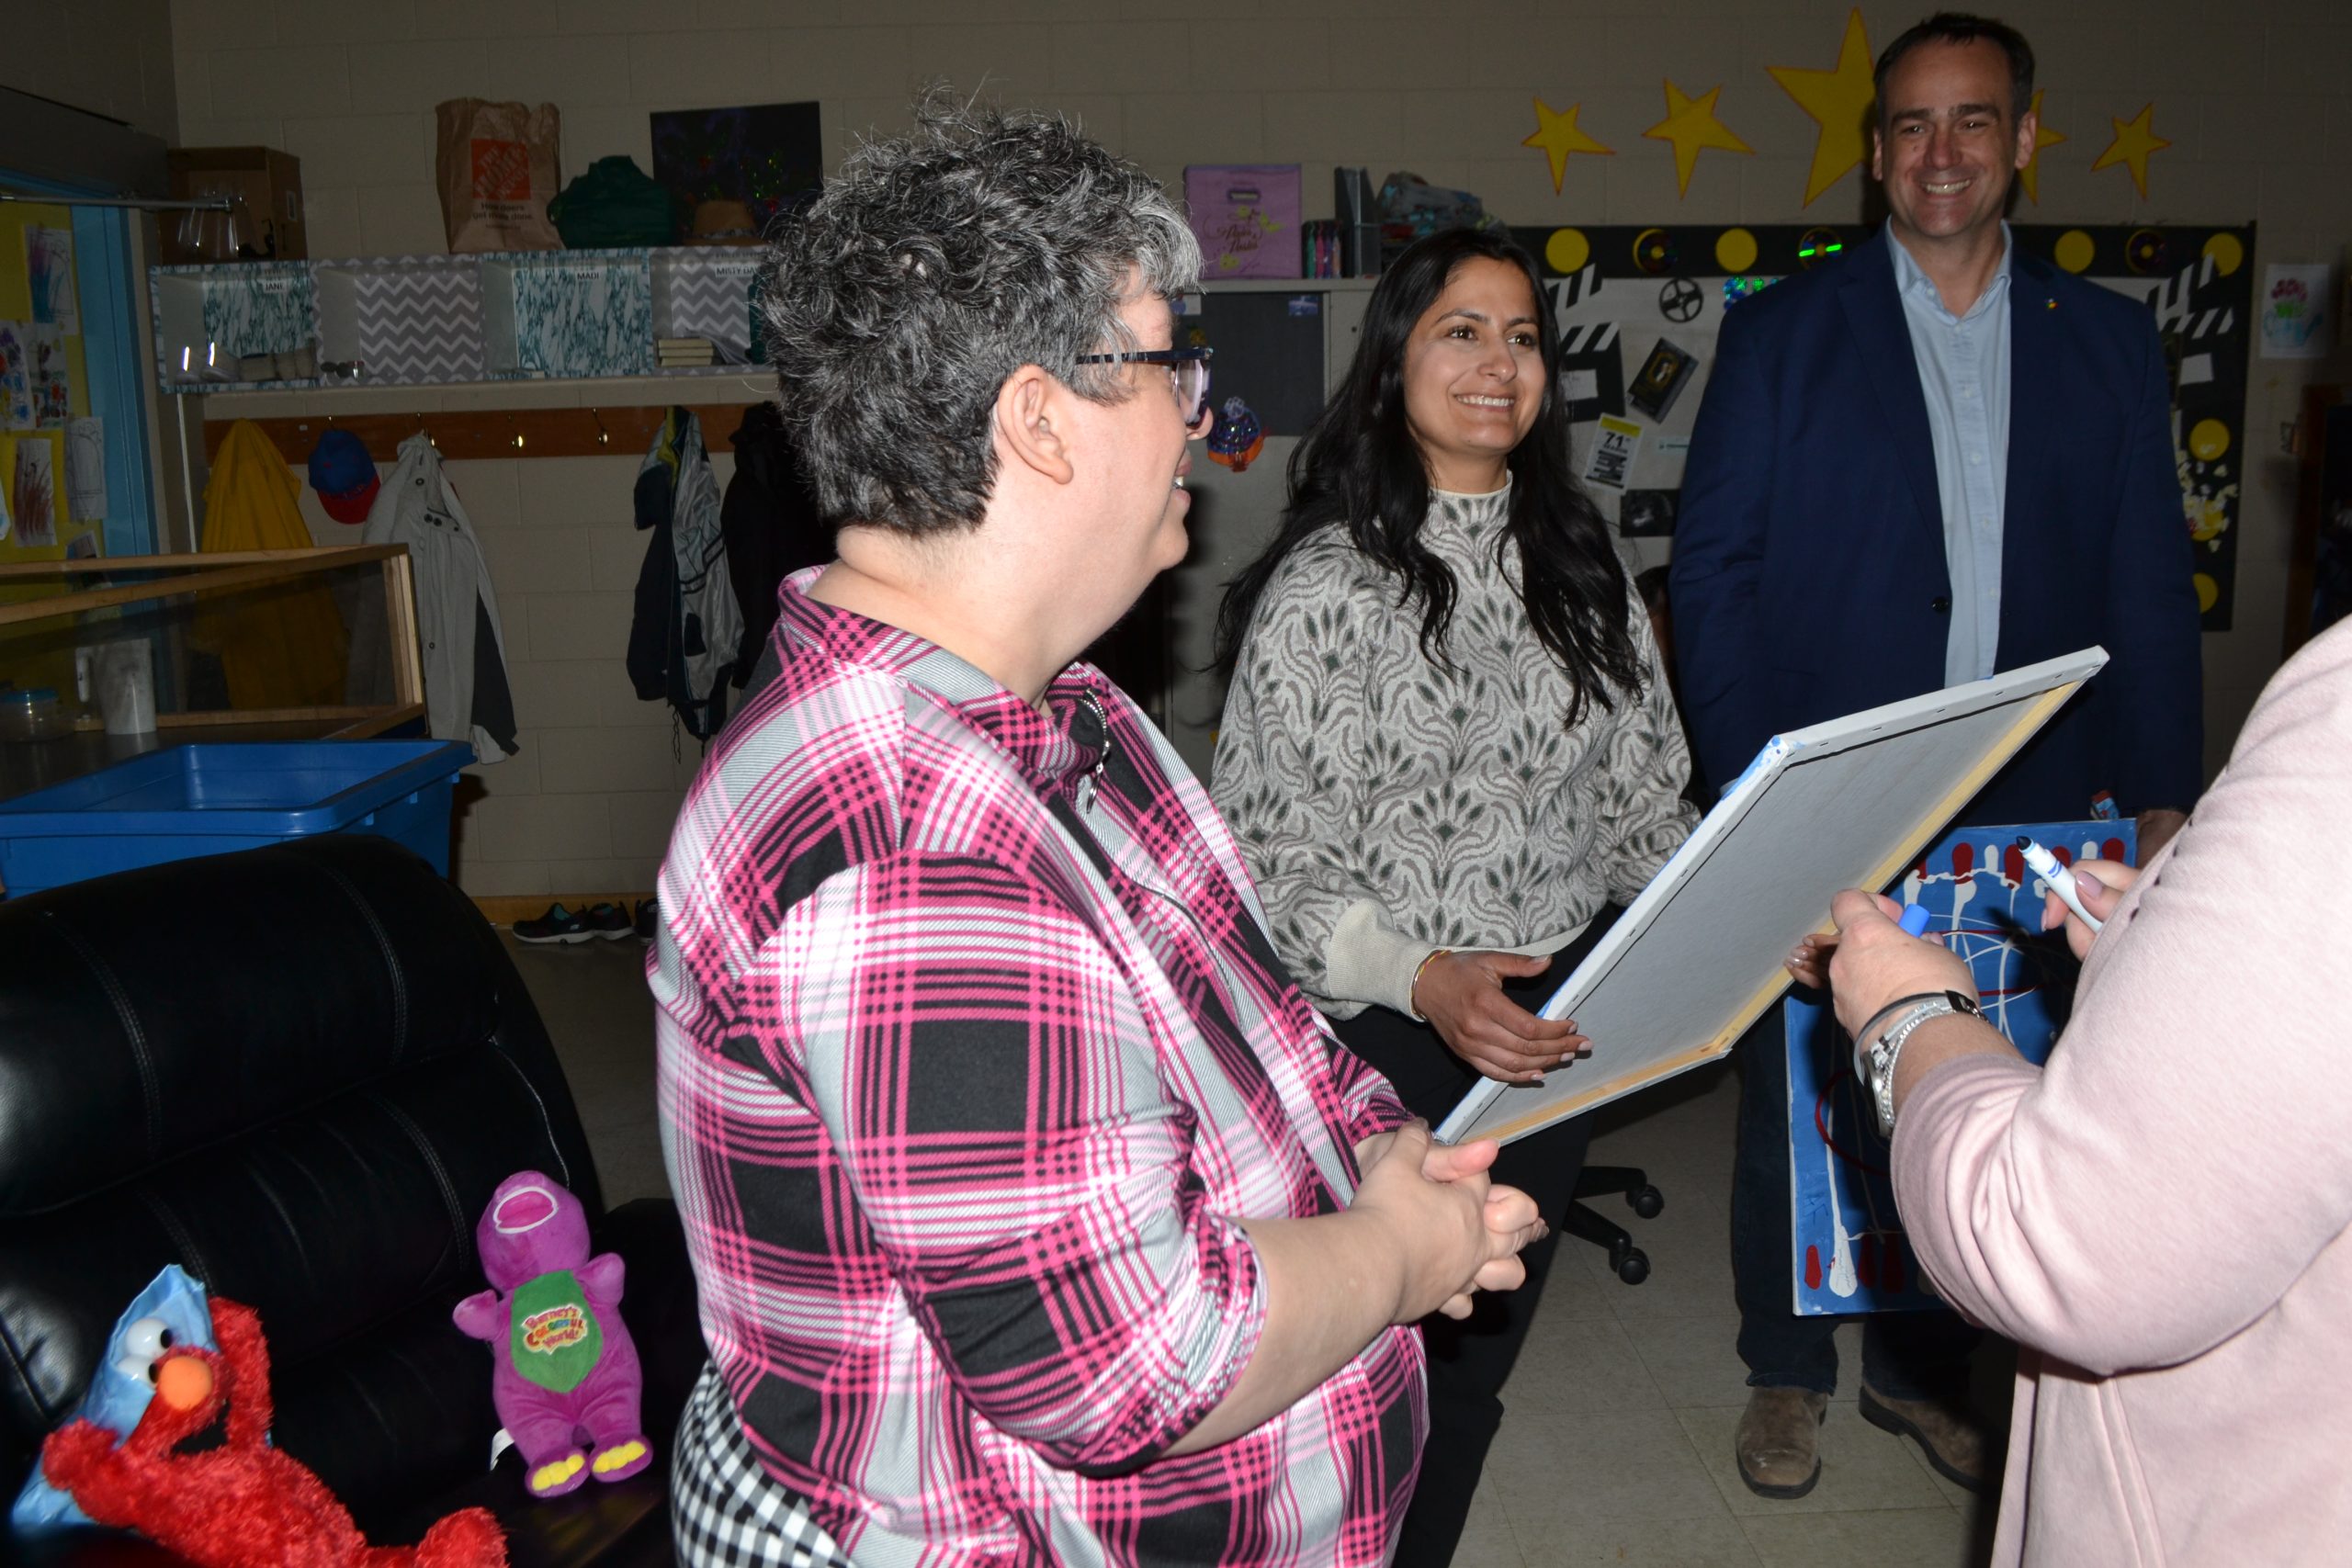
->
[1858,991,1981,1138]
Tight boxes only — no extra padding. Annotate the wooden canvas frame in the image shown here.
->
[1435,648,2108,1146]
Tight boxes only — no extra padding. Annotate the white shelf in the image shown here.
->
[151,248,766,395]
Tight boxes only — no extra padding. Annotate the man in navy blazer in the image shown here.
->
[1671,11,2202,1505]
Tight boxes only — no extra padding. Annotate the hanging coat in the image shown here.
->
[351,433,518,763]
[719,401,831,683]
[628,407,741,739]
[194,421,348,708]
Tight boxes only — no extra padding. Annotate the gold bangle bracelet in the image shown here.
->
[1409,948,1454,1021]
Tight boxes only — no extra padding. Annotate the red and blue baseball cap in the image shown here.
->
[305,428,380,525]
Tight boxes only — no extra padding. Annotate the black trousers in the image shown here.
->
[1329,908,1619,1568]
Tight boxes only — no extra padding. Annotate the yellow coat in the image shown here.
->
[195,421,347,708]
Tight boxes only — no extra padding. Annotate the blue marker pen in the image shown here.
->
[1897,903,1933,938]
[2017,836,2105,933]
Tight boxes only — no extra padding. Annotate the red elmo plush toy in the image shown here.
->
[40,1294,506,1568]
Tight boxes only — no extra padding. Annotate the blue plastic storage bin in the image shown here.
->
[0,740,473,897]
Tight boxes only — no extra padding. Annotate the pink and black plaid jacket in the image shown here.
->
[652,575,1423,1566]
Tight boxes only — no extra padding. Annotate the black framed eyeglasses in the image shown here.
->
[1074,345,1214,429]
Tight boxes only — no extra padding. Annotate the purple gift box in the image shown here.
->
[1184,164,1303,280]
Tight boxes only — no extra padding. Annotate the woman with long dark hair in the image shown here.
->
[1213,227,1698,1566]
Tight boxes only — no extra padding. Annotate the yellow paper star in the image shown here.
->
[2017,90,2065,204]
[1645,80,1754,197]
[1768,8,1876,207]
[2091,102,2169,199]
[1522,97,1613,195]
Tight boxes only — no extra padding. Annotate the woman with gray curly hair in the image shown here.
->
[650,94,1544,1568]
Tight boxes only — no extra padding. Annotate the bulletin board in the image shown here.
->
[0,197,106,703]
[0,197,101,562]
[1514,222,2256,632]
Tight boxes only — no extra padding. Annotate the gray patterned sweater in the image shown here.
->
[1211,484,1699,1020]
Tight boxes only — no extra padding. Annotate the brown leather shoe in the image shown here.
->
[1736,1387,1829,1498]
[1859,1382,2003,1494]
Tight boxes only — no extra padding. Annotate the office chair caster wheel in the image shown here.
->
[1613,1247,1650,1285]
[1630,1185,1664,1219]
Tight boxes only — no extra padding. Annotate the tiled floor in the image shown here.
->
[508,932,2005,1567]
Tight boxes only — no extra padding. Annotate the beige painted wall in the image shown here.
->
[170,0,2352,897]
[2,0,179,145]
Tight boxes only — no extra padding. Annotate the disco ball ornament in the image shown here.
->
[1208,397,1265,474]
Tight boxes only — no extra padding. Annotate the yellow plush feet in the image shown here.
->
[591,1437,653,1483]
[529,1450,588,1497]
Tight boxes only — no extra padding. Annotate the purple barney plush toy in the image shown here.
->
[453,1171,652,1498]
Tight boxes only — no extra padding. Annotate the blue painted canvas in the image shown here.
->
[1785,818,2134,1314]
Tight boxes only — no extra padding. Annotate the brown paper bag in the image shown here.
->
[435,99,562,253]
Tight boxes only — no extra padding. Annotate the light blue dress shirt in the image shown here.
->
[1890,224,2012,684]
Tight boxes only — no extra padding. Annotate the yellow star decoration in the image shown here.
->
[2091,102,2169,199]
[2017,90,2065,204]
[1645,80,1754,197]
[1768,8,1876,207]
[1522,97,1613,195]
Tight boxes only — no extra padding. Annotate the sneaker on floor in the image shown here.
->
[634,897,659,944]
[582,902,635,942]
[1736,1386,1828,1499]
[1859,1381,2003,1494]
[514,903,596,945]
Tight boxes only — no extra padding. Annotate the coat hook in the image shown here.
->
[591,408,609,447]
[510,413,525,452]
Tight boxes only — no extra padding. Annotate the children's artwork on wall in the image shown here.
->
[12,434,58,547]
[2259,263,2330,359]
[24,226,76,333]
[29,325,70,427]
[650,101,822,231]
[1516,221,2256,630]
[66,416,105,523]
[0,323,30,430]
[1785,818,2134,1315]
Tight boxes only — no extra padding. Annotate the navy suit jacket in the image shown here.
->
[1669,227,2202,825]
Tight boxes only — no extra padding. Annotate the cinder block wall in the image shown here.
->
[3,0,178,145]
[154,0,2352,897]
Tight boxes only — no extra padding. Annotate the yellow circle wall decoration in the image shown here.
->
[2053,230,2097,274]
[2193,572,2219,614]
[1546,228,1592,274]
[1715,227,1759,273]
[2188,418,2231,462]
[2202,232,2245,276]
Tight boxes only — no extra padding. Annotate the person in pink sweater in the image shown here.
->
[1806,617,2352,1564]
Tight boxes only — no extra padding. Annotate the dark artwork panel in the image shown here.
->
[1618,488,1679,538]
[2313,404,2352,645]
[1180,292,1329,438]
[650,101,823,230]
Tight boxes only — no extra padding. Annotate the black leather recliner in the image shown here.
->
[0,835,700,1566]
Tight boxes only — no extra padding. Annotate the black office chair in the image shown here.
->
[1566,1165,1665,1284]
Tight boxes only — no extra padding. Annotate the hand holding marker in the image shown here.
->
[2017,836,2105,933]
